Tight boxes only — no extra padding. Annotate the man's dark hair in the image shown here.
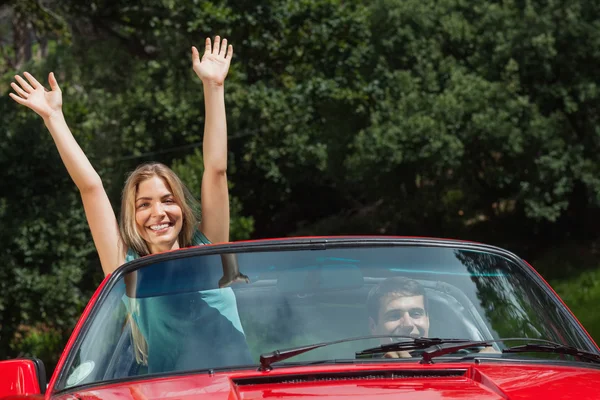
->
[367,277,428,322]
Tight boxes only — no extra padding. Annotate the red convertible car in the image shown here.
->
[1,237,599,399]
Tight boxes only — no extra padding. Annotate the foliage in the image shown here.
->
[0,91,97,365]
[10,324,63,373]
[552,267,600,343]
[172,148,254,241]
[1,0,599,376]
[347,0,600,234]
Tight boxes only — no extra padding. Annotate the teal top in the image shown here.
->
[124,229,252,373]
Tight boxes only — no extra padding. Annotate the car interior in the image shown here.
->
[67,258,497,386]
[234,275,493,359]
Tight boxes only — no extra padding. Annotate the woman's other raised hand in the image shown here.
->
[192,36,233,86]
[9,71,63,120]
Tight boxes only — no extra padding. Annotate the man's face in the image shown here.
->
[370,294,430,339]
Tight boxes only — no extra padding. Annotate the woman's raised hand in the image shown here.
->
[192,36,233,86]
[9,71,63,120]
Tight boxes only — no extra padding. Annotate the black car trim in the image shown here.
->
[233,368,468,385]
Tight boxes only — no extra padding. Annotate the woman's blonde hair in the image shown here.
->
[119,162,200,257]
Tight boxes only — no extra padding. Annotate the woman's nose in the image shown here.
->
[151,202,166,216]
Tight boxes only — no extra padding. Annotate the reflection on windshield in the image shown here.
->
[59,244,596,389]
[455,250,580,344]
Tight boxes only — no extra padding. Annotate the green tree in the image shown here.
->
[2,0,600,373]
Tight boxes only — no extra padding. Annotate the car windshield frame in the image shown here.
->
[52,237,600,394]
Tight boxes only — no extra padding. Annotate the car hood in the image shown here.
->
[55,362,600,399]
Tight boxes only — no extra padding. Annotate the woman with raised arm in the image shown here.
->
[10,36,252,373]
[10,36,233,274]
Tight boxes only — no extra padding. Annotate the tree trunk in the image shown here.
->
[13,10,32,69]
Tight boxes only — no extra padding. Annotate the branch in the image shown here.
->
[91,17,158,60]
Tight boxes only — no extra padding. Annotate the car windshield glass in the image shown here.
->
[57,243,596,390]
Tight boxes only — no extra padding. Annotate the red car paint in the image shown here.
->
[49,363,600,400]
[0,360,43,396]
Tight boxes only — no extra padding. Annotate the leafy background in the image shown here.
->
[1,0,599,374]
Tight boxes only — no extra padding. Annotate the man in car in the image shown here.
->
[367,277,429,357]
[367,276,496,358]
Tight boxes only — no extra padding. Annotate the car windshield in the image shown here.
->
[57,241,597,390]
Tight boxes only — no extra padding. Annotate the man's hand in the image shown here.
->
[192,36,233,86]
[478,345,501,354]
[383,351,412,359]
[383,345,500,359]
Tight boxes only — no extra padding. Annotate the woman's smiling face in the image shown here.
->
[135,175,184,254]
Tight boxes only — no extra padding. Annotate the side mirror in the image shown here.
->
[0,358,46,397]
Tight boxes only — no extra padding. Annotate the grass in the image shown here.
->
[527,240,600,344]
[550,268,600,343]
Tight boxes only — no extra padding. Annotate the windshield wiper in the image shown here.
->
[502,342,600,364]
[355,337,473,357]
[419,338,600,364]
[260,336,600,370]
[259,335,467,371]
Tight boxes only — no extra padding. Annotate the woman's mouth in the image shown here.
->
[147,223,173,234]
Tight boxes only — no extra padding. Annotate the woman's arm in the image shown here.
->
[192,36,233,243]
[10,72,124,275]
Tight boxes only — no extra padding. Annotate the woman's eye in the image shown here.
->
[164,199,174,204]
[137,203,149,209]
